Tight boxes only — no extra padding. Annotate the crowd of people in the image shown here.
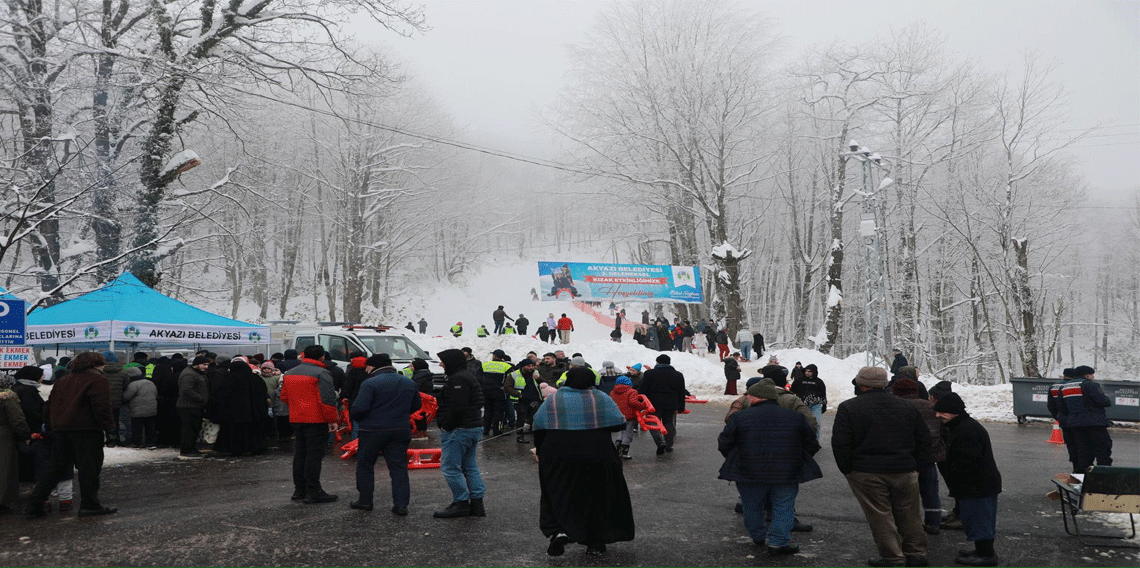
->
[0,331,1119,567]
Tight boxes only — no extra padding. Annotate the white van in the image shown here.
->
[271,324,445,393]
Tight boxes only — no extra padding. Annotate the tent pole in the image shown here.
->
[109,320,115,355]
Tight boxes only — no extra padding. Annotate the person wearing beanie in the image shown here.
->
[927,380,953,403]
[175,356,211,458]
[555,356,601,388]
[725,377,766,422]
[888,366,929,400]
[409,358,434,395]
[832,366,931,567]
[505,359,542,443]
[1055,365,1112,473]
[790,364,828,439]
[639,353,686,455]
[718,377,821,555]
[1046,368,1080,473]
[760,362,790,388]
[932,393,1002,566]
[279,345,340,505]
[433,348,487,519]
[891,377,946,535]
[609,374,649,459]
[598,361,621,395]
[349,348,421,515]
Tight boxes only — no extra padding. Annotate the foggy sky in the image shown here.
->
[366,0,1139,200]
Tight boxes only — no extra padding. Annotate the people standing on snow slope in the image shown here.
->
[534,367,634,557]
[716,327,730,361]
[516,314,529,335]
[450,322,463,338]
[735,327,754,361]
[536,322,551,343]
[556,314,574,344]
[492,306,514,335]
[418,318,427,334]
[503,322,517,335]
[476,325,489,338]
[405,322,415,332]
[890,348,909,375]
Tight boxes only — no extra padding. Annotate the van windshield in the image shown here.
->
[356,336,430,361]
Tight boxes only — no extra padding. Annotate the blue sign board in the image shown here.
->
[0,299,27,345]
[537,261,703,303]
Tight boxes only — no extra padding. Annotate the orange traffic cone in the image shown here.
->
[1047,421,1065,444]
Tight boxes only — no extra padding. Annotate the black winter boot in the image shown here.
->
[433,500,471,518]
[469,498,485,517]
[620,444,631,459]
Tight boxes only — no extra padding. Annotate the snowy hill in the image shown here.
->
[386,256,1031,425]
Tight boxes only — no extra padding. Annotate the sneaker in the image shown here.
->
[656,445,666,455]
[665,446,673,453]
[940,518,963,530]
[923,524,940,535]
[178,452,203,460]
[302,492,338,504]
[349,501,373,511]
[547,533,569,556]
[433,501,471,518]
[77,506,118,517]
[391,506,408,516]
[767,544,800,555]
[291,489,306,501]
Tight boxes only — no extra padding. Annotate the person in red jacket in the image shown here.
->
[25,351,117,518]
[280,345,339,504]
[556,313,575,344]
[609,376,649,459]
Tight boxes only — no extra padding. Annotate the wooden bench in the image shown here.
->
[1052,466,1139,548]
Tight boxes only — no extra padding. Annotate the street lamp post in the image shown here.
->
[845,141,892,367]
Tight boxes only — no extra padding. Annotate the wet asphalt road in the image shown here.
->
[1,404,1137,567]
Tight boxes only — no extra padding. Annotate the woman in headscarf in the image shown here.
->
[12,366,45,481]
[533,367,634,557]
[212,360,267,456]
[0,374,31,512]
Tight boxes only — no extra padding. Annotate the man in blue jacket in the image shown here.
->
[1057,365,1112,472]
[350,353,421,515]
[719,381,821,555]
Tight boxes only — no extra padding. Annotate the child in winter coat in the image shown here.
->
[609,376,649,459]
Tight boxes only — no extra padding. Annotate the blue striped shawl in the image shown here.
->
[533,387,626,431]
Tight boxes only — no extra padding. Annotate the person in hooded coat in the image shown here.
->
[212,360,268,456]
[534,367,634,557]
[12,366,44,482]
[151,357,181,447]
[0,374,31,511]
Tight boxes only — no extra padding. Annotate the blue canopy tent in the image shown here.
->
[0,285,19,301]
[25,273,268,351]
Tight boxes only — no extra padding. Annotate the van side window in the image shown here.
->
[320,335,350,362]
[295,336,316,351]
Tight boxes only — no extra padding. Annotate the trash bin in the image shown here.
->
[1011,377,1140,424]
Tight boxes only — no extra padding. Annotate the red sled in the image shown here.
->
[633,394,668,434]
[685,395,708,404]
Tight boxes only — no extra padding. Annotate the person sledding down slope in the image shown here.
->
[548,265,579,298]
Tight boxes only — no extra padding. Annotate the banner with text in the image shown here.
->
[0,346,34,369]
[537,261,703,303]
[24,321,269,345]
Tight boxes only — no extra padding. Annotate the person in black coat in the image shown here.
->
[889,349,909,375]
[211,360,267,457]
[433,349,486,518]
[832,367,931,567]
[639,354,686,454]
[752,332,765,357]
[933,393,1001,567]
[723,355,741,395]
[516,314,530,335]
[719,381,821,555]
[789,363,827,439]
[888,366,928,400]
[12,366,45,482]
